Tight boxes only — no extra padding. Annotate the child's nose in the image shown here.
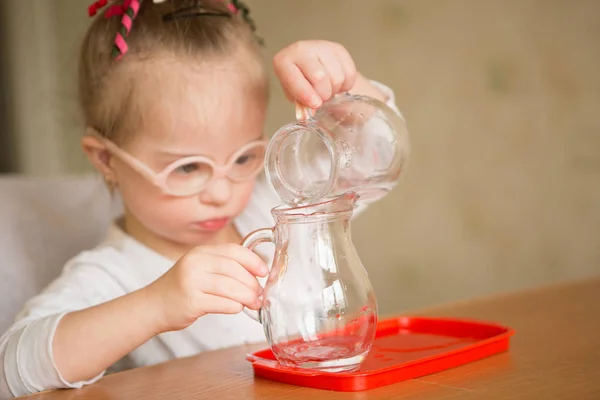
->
[199,176,232,206]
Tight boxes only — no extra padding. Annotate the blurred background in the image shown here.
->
[0,0,599,315]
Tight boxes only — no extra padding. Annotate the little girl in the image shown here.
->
[0,0,401,397]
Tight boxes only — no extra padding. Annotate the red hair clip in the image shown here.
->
[87,0,260,60]
[87,0,142,60]
[226,3,238,13]
[88,0,108,17]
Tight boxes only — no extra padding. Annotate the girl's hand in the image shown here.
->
[147,244,268,332]
[53,244,266,383]
[273,40,358,109]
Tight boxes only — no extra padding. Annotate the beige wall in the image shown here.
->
[3,0,600,314]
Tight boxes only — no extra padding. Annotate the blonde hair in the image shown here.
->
[79,0,267,144]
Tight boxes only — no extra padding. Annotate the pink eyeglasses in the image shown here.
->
[100,137,268,196]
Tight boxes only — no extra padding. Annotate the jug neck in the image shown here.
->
[270,192,358,225]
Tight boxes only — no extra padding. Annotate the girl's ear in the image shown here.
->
[81,128,116,183]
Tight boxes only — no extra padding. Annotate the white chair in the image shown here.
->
[0,175,120,333]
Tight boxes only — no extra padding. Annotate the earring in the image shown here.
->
[105,175,117,190]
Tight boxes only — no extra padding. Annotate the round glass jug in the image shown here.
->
[265,93,410,206]
[242,192,378,372]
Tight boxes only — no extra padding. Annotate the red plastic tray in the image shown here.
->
[246,316,515,392]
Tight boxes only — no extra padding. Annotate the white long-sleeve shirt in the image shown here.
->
[0,83,400,398]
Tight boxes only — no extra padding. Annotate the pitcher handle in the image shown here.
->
[241,228,275,323]
[295,101,314,122]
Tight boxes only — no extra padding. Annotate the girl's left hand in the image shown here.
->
[273,40,357,109]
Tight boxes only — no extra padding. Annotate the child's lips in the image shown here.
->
[194,218,230,231]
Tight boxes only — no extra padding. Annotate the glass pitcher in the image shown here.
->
[264,93,410,206]
[242,192,377,372]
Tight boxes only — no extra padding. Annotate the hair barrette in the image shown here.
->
[87,0,262,60]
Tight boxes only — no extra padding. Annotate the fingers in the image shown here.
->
[295,55,332,106]
[282,86,296,104]
[210,257,262,295]
[274,57,322,108]
[202,244,268,277]
[273,40,358,109]
[159,245,269,329]
[317,51,349,96]
[198,294,245,314]
[333,44,357,93]
[195,244,266,299]
[201,275,262,311]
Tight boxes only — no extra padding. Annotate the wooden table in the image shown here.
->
[21,277,600,400]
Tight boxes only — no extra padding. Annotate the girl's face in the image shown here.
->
[93,53,268,255]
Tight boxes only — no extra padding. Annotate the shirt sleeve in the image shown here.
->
[369,79,404,118]
[0,259,125,398]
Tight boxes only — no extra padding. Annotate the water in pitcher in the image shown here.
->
[269,307,378,372]
[273,337,369,372]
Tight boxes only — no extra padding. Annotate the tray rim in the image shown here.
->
[246,315,515,378]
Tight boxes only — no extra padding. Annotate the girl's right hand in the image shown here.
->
[146,244,268,333]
